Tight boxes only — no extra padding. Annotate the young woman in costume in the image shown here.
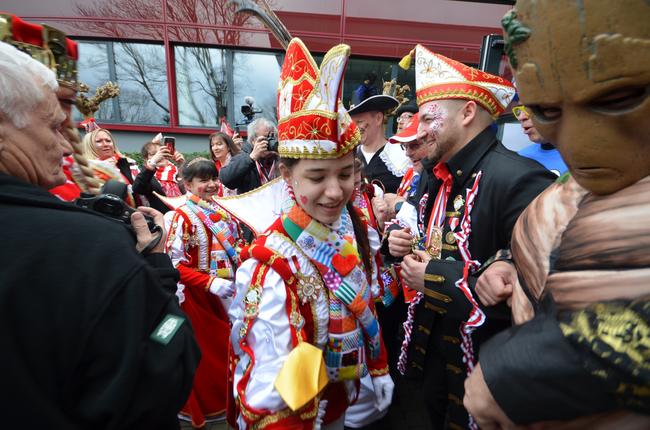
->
[227,38,393,430]
[164,158,240,428]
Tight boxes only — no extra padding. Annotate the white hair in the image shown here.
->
[0,41,59,128]
[247,117,277,142]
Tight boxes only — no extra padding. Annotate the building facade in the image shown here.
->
[3,0,510,153]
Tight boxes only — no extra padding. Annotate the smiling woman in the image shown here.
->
[279,152,356,225]
[227,38,393,430]
[82,127,140,186]
[163,157,241,427]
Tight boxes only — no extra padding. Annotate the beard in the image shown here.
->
[424,135,449,163]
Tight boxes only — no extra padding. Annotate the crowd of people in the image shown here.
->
[1,1,648,429]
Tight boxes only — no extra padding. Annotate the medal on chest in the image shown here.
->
[426,226,444,259]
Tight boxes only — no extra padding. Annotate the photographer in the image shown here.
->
[218,117,278,194]
[0,42,199,429]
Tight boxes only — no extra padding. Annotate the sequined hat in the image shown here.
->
[0,13,78,89]
[400,44,515,118]
[277,38,360,159]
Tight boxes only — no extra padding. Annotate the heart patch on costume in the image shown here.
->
[332,253,359,276]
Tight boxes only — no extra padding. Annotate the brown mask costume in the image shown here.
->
[464,2,650,429]
[503,0,650,196]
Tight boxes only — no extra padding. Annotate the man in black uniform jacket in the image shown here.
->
[386,45,555,429]
[0,41,199,429]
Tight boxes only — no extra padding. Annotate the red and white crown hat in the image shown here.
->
[400,44,515,118]
[277,38,360,159]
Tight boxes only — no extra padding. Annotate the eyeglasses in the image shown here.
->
[396,113,414,123]
[512,105,530,118]
[400,142,422,151]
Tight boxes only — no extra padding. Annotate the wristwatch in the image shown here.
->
[146,159,157,170]
[475,248,513,276]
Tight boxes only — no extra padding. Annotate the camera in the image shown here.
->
[76,193,158,233]
[240,96,262,124]
[266,131,279,153]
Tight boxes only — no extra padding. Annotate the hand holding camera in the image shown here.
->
[147,145,171,171]
[76,192,163,253]
[250,134,268,161]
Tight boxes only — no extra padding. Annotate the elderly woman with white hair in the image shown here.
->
[0,39,199,429]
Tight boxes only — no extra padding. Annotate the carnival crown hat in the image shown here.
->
[0,13,78,89]
[400,44,515,118]
[277,38,360,159]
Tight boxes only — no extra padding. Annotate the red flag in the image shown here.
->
[220,116,235,137]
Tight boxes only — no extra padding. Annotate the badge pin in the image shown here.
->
[453,195,465,211]
[445,231,456,244]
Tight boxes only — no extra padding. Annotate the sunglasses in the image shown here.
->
[512,105,530,117]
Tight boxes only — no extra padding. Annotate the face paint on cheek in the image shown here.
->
[300,195,308,205]
[422,103,447,135]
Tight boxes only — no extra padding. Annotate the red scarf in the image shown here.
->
[155,164,182,197]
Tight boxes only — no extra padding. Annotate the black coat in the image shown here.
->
[132,167,171,213]
[403,127,555,427]
[357,144,403,194]
[0,173,199,429]
[219,145,278,195]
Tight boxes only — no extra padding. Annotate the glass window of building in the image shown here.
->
[75,41,169,125]
[175,45,230,127]
[233,51,283,129]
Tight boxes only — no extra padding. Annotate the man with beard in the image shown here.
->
[387,45,554,429]
[464,1,650,428]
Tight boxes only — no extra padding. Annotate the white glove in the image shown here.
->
[208,277,235,310]
[314,399,328,430]
[372,374,394,412]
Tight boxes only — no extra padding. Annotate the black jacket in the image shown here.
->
[0,173,199,429]
[219,145,278,194]
[357,144,403,194]
[132,167,170,213]
[401,127,555,427]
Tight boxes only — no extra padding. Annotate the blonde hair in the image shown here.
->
[83,128,123,160]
